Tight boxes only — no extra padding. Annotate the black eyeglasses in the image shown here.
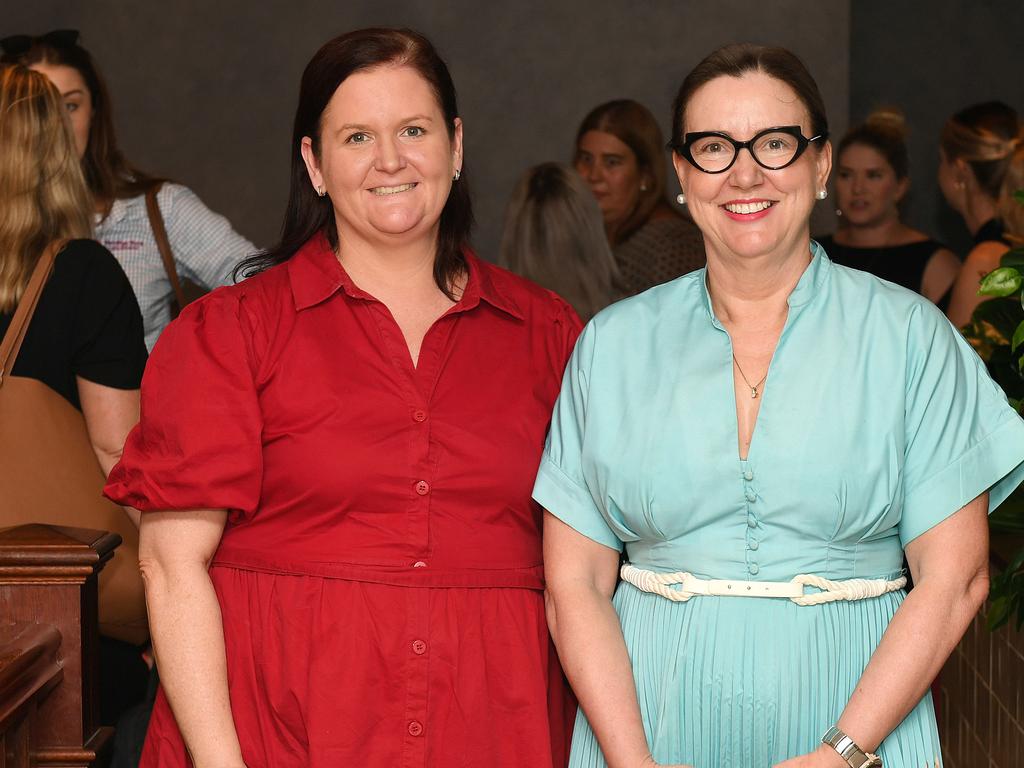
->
[0,29,80,57]
[671,126,828,174]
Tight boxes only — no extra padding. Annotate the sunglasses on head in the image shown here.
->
[0,29,80,57]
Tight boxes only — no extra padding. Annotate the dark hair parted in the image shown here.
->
[575,99,668,244]
[236,28,471,294]
[940,101,1021,200]
[0,34,163,213]
[839,108,909,179]
[670,43,829,152]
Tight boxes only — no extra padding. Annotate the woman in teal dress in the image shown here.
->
[535,44,1024,768]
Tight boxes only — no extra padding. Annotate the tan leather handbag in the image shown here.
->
[0,240,148,645]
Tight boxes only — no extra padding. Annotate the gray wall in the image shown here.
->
[8,1,849,259]
[849,0,1024,256]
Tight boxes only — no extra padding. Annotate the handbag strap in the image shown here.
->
[0,239,68,386]
[145,184,186,318]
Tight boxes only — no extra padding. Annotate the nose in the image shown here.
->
[851,174,865,194]
[374,135,406,174]
[728,147,763,189]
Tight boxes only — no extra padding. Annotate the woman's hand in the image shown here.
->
[773,743,850,767]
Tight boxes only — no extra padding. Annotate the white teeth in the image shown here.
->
[371,183,416,196]
[724,201,774,214]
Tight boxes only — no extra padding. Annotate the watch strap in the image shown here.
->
[822,726,882,768]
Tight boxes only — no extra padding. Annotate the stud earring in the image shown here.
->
[640,182,648,192]
[315,185,325,198]
[816,188,828,200]
[453,169,461,181]
[676,192,686,205]
[835,207,843,217]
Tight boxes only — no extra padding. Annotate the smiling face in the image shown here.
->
[29,62,92,160]
[300,64,462,250]
[672,71,831,262]
[574,129,646,234]
[834,143,907,227]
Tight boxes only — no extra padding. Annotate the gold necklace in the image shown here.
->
[732,355,768,399]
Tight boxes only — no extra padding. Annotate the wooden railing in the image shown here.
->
[0,524,119,767]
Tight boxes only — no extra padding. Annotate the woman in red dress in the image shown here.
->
[105,27,579,768]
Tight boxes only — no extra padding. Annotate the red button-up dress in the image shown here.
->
[105,235,581,768]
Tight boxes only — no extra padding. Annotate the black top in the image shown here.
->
[974,218,1009,246]
[0,239,147,410]
[815,235,954,311]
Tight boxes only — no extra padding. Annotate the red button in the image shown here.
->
[413,409,427,422]
[408,720,424,737]
[415,480,430,495]
[412,639,427,655]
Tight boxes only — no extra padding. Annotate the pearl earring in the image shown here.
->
[640,182,648,192]
[316,185,325,198]
[835,208,843,217]
[816,188,828,200]
[676,192,686,205]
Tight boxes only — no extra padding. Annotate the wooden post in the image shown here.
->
[0,524,120,767]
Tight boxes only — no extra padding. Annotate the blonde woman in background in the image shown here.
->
[500,162,620,321]
[0,63,148,729]
[940,101,1022,327]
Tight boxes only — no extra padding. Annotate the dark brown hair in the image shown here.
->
[670,43,829,152]
[1,35,162,213]
[839,108,909,179]
[940,101,1021,200]
[575,99,667,243]
[236,27,471,295]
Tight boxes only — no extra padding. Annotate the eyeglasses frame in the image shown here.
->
[670,125,828,174]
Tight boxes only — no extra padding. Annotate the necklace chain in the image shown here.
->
[732,355,768,399]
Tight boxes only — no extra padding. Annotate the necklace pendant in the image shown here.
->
[751,387,758,399]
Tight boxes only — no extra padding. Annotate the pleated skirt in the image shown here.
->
[567,580,942,768]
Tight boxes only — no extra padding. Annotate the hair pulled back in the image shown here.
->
[839,108,909,179]
[940,101,1021,201]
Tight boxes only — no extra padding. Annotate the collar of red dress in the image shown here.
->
[287,232,524,319]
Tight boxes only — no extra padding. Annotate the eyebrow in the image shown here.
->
[61,89,85,98]
[337,114,435,133]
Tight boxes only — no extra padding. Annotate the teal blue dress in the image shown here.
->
[533,243,1024,767]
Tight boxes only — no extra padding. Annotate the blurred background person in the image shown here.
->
[0,62,148,729]
[499,162,620,322]
[940,101,1022,327]
[817,109,960,309]
[1,29,256,349]
[574,99,705,296]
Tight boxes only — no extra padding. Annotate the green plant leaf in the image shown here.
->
[1012,321,1024,353]
[979,267,1023,297]
[1015,188,1024,205]
[987,594,1013,630]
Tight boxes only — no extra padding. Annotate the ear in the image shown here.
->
[671,151,689,194]
[451,117,464,176]
[815,140,833,192]
[300,136,323,191]
[894,175,910,204]
[954,157,973,186]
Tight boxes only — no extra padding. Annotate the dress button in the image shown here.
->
[413,409,427,423]
[743,470,754,481]
[412,561,428,568]
[748,539,759,551]
[747,514,757,528]
[748,563,760,575]
[745,490,756,502]
[408,720,424,737]
[415,480,430,495]
[412,639,427,655]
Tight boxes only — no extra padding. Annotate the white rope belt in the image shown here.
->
[620,563,906,606]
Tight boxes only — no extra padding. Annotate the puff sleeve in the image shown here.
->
[898,301,1024,546]
[533,322,624,551]
[104,288,263,519]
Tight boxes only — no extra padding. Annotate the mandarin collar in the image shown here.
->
[288,233,523,319]
[701,240,831,326]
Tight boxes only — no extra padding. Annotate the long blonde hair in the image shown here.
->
[1000,140,1024,243]
[0,65,92,313]
[499,162,619,321]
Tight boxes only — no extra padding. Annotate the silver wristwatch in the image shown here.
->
[821,726,882,768]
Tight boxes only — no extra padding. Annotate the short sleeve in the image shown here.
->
[161,184,257,289]
[70,240,147,389]
[899,302,1024,545]
[104,289,263,518]
[533,322,623,552]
